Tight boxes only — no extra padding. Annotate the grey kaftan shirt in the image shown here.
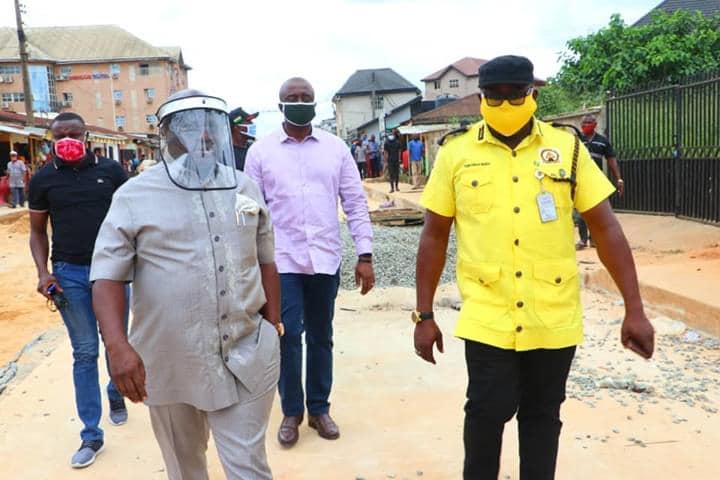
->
[90,164,278,411]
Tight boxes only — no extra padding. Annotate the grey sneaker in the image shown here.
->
[109,398,128,426]
[70,440,104,468]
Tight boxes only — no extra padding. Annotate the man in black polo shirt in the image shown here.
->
[576,114,624,249]
[28,112,129,469]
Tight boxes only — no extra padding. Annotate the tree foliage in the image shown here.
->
[556,10,720,95]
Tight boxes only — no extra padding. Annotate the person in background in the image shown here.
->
[6,150,27,208]
[28,112,130,469]
[228,106,258,171]
[408,135,425,188]
[245,76,374,448]
[353,138,368,179]
[367,134,380,178]
[384,128,402,193]
[576,114,624,250]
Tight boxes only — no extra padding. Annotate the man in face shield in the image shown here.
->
[90,89,283,480]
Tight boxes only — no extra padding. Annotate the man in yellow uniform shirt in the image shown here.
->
[413,55,655,480]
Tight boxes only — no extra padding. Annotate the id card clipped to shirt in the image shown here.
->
[534,171,558,223]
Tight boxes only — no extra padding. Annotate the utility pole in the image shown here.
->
[14,0,34,126]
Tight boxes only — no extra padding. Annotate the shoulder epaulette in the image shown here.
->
[551,122,582,138]
[438,126,469,146]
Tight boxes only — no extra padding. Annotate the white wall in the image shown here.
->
[424,68,478,101]
[335,91,418,140]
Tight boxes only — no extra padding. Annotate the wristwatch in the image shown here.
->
[412,311,434,324]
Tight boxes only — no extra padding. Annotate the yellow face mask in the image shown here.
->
[480,94,537,137]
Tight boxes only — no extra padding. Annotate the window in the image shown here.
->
[433,80,440,89]
[115,115,125,128]
[113,90,123,101]
[449,79,459,88]
[63,92,73,102]
[146,114,158,124]
[2,92,24,102]
[0,65,21,75]
[144,88,156,99]
[110,63,121,76]
[373,95,384,110]
[60,66,72,76]
[139,63,150,76]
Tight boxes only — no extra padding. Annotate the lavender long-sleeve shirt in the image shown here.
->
[245,127,373,275]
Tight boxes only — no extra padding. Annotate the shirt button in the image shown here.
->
[221,314,228,320]
[512,176,519,183]
[513,207,520,214]
[220,290,226,296]
[516,325,523,332]
[471,179,478,187]
[514,239,520,246]
[214,235,220,242]
[218,265,224,272]
[555,277,562,284]
[516,301,524,308]
[515,271,522,278]
[222,334,228,341]
[209,212,215,218]
[224,356,229,362]
[512,151,517,157]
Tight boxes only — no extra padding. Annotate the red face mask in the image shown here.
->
[54,137,86,163]
[581,124,595,136]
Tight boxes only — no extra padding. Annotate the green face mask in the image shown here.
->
[281,102,316,126]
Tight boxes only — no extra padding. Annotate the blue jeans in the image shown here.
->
[52,261,130,442]
[278,272,340,417]
[10,187,24,207]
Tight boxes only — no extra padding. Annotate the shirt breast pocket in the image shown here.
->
[226,213,260,267]
[457,175,494,214]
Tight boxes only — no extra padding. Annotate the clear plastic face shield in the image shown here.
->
[157,95,237,191]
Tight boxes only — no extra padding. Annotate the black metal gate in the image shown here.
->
[606,73,720,225]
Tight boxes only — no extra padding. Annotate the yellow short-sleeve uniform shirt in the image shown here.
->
[421,120,615,351]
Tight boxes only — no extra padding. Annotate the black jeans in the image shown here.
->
[463,341,576,480]
[573,209,589,244]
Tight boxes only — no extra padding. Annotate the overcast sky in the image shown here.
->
[3,0,660,136]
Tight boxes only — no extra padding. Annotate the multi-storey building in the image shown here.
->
[0,25,190,134]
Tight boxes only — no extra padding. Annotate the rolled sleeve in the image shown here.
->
[339,148,373,255]
[420,146,456,218]
[573,144,616,213]
[90,194,137,282]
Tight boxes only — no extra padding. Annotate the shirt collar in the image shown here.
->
[52,154,98,170]
[278,125,319,144]
[476,118,544,149]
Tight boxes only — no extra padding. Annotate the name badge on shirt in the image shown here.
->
[537,192,558,223]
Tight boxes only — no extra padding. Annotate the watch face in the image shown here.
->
[411,311,421,324]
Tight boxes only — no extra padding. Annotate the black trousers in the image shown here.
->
[463,341,576,480]
[388,160,400,187]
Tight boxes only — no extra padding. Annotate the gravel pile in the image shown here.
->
[339,225,457,290]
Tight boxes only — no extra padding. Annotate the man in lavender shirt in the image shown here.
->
[245,77,375,448]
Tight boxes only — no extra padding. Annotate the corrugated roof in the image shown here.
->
[634,0,720,26]
[412,94,481,124]
[421,57,488,81]
[0,25,187,65]
[335,68,420,97]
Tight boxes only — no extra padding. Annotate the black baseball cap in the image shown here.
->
[478,55,534,88]
[228,107,258,125]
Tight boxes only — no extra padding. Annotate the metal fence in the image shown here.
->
[606,72,720,225]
